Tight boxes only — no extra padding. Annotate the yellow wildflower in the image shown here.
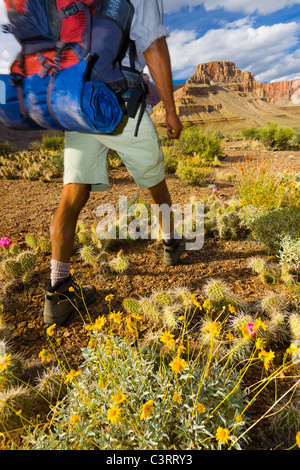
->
[87,315,106,331]
[203,300,211,311]
[65,369,81,384]
[98,375,108,389]
[190,294,202,309]
[38,349,52,364]
[169,357,187,373]
[178,315,185,321]
[177,344,186,355]
[105,294,114,302]
[70,268,75,276]
[109,310,123,324]
[125,316,134,332]
[140,399,154,420]
[172,393,182,404]
[226,332,234,341]
[255,337,266,351]
[131,313,142,321]
[196,403,206,413]
[160,331,175,347]
[216,426,231,446]
[69,286,74,292]
[296,431,300,448]
[70,414,80,425]
[258,349,275,371]
[88,337,98,349]
[253,318,267,331]
[107,405,121,425]
[112,391,126,404]
[286,343,300,355]
[203,321,221,338]
[228,304,236,314]
[0,353,11,372]
[46,324,56,337]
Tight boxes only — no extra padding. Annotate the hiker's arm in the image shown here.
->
[143,37,183,139]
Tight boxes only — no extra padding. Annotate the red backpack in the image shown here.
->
[1,0,147,134]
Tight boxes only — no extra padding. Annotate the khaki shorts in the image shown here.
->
[63,110,165,192]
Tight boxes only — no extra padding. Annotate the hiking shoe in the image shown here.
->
[163,238,187,266]
[43,275,97,325]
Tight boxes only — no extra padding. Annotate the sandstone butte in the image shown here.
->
[150,61,300,134]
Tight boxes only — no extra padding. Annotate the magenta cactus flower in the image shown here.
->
[247,323,256,338]
[0,237,10,248]
[212,187,218,193]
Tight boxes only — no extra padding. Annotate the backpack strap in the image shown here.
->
[122,40,148,137]
[58,1,86,19]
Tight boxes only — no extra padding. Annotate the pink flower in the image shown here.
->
[0,237,10,248]
[247,323,256,338]
[212,187,218,193]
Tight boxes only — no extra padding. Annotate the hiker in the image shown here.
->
[43,0,184,326]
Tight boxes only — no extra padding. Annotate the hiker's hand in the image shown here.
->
[166,111,183,139]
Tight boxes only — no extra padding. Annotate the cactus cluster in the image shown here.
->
[123,286,192,331]
[109,250,129,273]
[201,196,247,240]
[0,337,68,432]
[203,278,243,309]
[0,149,63,182]
[1,250,37,287]
[25,234,52,255]
[249,255,294,285]
[74,223,106,265]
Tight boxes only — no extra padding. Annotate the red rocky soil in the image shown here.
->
[0,139,300,449]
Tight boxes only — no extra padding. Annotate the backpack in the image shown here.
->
[0,0,147,135]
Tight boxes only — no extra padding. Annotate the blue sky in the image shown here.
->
[0,1,300,85]
[163,0,300,84]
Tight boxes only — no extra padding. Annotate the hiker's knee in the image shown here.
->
[61,183,91,214]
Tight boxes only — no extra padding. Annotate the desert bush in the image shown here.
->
[234,155,296,211]
[162,146,178,174]
[41,135,64,151]
[0,141,13,157]
[164,125,223,161]
[245,206,300,253]
[175,153,211,185]
[242,122,300,150]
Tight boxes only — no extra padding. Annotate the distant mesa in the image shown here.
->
[150,61,300,133]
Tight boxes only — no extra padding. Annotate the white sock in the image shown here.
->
[162,231,175,243]
[51,260,71,287]
[152,204,174,243]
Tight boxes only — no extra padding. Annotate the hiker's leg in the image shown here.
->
[50,183,91,263]
[148,178,174,241]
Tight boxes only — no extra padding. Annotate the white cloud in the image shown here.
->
[164,0,300,15]
[167,20,300,82]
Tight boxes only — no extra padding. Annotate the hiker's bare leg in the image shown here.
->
[149,178,174,239]
[50,183,91,263]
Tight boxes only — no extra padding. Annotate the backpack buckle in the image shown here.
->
[60,3,80,19]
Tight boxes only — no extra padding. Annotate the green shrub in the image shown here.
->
[28,330,250,450]
[241,122,300,150]
[249,206,300,253]
[165,126,223,162]
[175,154,211,185]
[41,135,64,151]
[0,141,13,157]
